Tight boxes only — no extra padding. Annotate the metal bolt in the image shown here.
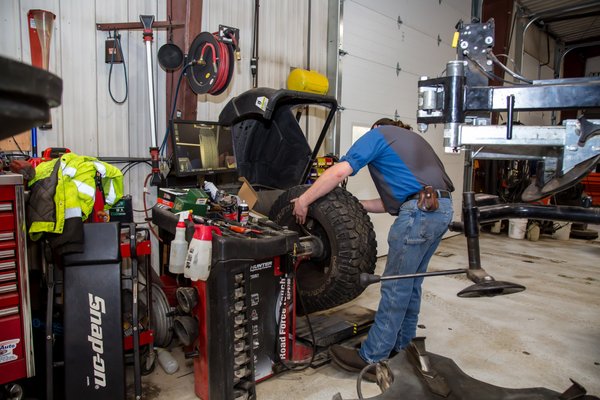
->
[484,36,493,45]
[566,145,578,151]
[460,41,468,49]
[486,60,493,66]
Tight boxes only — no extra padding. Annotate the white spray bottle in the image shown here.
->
[169,213,188,274]
[184,224,222,281]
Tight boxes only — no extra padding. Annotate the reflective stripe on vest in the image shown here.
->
[72,179,96,198]
[93,161,107,178]
[64,207,82,219]
[105,180,117,206]
[61,161,77,178]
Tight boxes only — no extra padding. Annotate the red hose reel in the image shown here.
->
[187,27,239,95]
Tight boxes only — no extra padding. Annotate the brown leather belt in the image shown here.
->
[406,189,451,201]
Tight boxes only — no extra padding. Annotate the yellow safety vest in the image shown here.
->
[28,153,123,239]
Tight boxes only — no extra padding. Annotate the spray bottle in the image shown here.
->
[169,213,188,274]
[184,224,222,281]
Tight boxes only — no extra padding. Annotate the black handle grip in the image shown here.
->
[359,273,381,288]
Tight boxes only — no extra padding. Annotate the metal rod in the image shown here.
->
[251,0,260,88]
[144,40,158,148]
[380,269,466,281]
[300,102,338,185]
[130,225,142,399]
[97,21,184,31]
[478,203,600,224]
[463,192,482,271]
[45,256,54,400]
[506,94,515,139]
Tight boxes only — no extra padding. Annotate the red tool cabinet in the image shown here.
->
[0,173,34,384]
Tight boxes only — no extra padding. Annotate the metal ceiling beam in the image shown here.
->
[520,1,600,19]
[542,10,600,24]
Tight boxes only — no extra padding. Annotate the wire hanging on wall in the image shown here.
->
[108,30,129,104]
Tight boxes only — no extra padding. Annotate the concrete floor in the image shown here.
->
[141,228,600,399]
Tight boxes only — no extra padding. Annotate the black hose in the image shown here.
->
[108,31,128,104]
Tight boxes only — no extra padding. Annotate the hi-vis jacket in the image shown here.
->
[27,153,123,242]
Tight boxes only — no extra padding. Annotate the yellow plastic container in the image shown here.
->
[287,68,329,95]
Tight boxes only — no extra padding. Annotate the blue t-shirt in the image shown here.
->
[340,125,453,215]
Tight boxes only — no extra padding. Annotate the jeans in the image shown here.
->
[359,198,453,363]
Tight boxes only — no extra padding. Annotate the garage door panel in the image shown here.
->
[345,0,468,61]
[341,58,418,114]
[348,0,467,35]
[340,0,470,256]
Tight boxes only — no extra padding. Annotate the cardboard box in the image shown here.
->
[172,188,209,216]
[237,177,258,210]
[157,187,188,208]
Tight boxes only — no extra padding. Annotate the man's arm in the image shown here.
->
[360,198,386,213]
[292,161,354,224]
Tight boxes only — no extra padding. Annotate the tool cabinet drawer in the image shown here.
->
[0,202,14,230]
[0,232,14,242]
[0,314,24,359]
[0,260,16,272]
[0,250,15,260]
[0,270,16,284]
[0,290,19,310]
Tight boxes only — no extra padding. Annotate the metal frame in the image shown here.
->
[326,0,343,156]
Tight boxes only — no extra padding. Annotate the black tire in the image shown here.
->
[269,185,377,314]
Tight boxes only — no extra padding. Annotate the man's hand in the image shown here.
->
[290,161,354,226]
[292,196,309,225]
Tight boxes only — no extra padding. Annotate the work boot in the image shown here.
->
[329,344,376,382]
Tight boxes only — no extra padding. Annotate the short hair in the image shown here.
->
[371,118,413,131]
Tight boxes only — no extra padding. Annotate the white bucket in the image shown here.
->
[508,218,528,240]
[552,222,572,240]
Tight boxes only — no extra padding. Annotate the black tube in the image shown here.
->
[506,95,515,139]
[98,156,151,162]
[45,260,54,400]
[446,75,465,124]
[478,203,600,224]
[463,192,482,271]
[449,221,464,232]
[299,104,337,185]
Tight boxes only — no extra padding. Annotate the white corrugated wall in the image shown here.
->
[0,0,328,270]
[197,0,329,147]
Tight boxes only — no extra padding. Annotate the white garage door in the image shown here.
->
[338,0,470,255]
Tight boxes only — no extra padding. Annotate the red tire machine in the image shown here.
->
[153,206,323,400]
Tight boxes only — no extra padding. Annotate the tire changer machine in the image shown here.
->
[334,19,600,400]
[153,206,325,400]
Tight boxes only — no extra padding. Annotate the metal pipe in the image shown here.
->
[506,94,515,139]
[558,40,600,76]
[380,269,466,281]
[359,269,467,287]
[463,192,482,271]
[300,101,338,185]
[520,1,600,73]
[144,39,158,148]
[478,203,600,224]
